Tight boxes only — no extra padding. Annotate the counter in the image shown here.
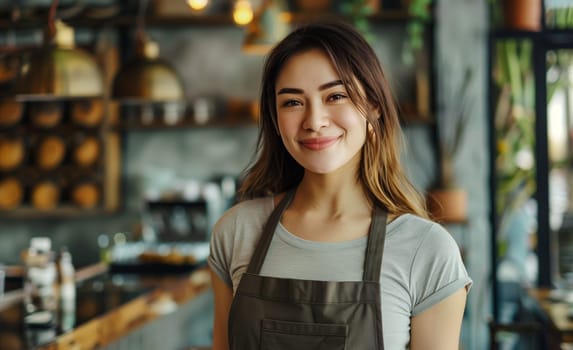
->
[0,263,212,350]
[528,288,573,348]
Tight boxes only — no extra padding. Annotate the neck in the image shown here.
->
[293,172,371,218]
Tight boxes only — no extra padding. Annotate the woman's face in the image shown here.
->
[274,49,368,175]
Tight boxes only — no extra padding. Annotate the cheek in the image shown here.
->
[277,114,300,136]
[354,122,369,147]
[339,113,368,138]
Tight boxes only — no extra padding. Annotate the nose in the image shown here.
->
[302,101,329,131]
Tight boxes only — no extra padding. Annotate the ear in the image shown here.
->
[373,105,382,119]
[366,108,381,139]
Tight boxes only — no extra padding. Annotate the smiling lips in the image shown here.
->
[299,136,340,151]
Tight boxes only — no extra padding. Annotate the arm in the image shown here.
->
[410,287,468,350]
[211,269,233,350]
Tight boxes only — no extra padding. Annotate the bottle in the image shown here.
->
[23,237,57,328]
[57,247,76,332]
[97,233,111,263]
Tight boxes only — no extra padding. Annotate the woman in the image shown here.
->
[208,21,472,349]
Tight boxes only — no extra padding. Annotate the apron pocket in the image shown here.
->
[260,319,347,350]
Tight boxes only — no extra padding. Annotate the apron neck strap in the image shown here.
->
[246,187,296,274]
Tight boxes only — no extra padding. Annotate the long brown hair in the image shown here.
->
[239,21,428,218]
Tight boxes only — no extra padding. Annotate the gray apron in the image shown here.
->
[228,188,387,349]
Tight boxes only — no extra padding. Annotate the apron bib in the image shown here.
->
[228,188,387,349]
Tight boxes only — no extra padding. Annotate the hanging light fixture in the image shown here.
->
[112,0,185,103]
[233,0,254,26]
[111,34,184,103]
[242,0,290,55]
[13,0,104,100]
[187,0,210,12]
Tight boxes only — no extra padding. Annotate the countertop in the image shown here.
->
[528,288,573,345]
[0,263,211,350]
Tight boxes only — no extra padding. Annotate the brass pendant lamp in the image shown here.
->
[111,0,185,103]
[13,0,104,100]
[111,34,185,103]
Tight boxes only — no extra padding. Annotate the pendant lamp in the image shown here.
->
[111,0,185,103]
[111,34,185,103]
[242,0,290,55]
[13,1,104,100]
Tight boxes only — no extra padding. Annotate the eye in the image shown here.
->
[280,99,302,108]
[327,93,347,102]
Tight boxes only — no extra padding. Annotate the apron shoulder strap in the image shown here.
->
[246,188,296,274]
[363,206,387,282]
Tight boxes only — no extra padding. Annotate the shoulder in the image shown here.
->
[209,196,273,268]
[209,196,275,291]
[387,214,461,267]
[396,215,467,284]
[212,196,274,235]
[389,214,454,247]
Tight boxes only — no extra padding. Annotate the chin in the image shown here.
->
[293,154,360,176]
[301,162,346,175]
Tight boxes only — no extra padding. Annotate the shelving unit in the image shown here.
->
[0,1,434,219]
[488,1,573,333]
[0,2,432,123]
[0,8,412,30]
[0,97,121,217]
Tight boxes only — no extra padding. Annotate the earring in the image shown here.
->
[367,121,373,132]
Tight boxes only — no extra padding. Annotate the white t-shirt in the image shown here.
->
[208,196,472,349]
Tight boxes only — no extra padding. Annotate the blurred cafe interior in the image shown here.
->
[1,0,573,349]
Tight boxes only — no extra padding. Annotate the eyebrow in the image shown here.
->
[277,80,344,95]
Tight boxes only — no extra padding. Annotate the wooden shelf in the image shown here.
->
[0,206,119,219]
[0,14,234,30]
[119,117,256,131]
[0,10,412,30]
[289,10,410,24]
[73,13,237,28]
[490,28,573,38]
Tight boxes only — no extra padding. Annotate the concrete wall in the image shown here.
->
[435,1,490,349]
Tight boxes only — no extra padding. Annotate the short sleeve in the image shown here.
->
[207,210,236,287]
[410,223,472,316]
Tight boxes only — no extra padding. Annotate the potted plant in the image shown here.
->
[337,0,380,42]
[402,0,433,66]
[338,0,431,62]
[426,67,474,223]
[492,39,536,242]
[296,0,332,12]
[501,0,542,31]
[490,0,542,31]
